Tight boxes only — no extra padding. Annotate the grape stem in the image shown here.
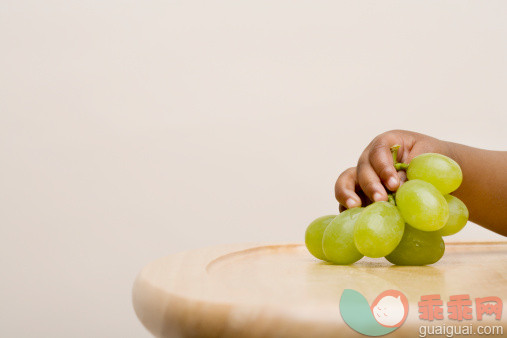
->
[387,194,396,206]
[395,163,409,170]
[390,144,409,171]
[391,145,400,164]
[388,145,406,205]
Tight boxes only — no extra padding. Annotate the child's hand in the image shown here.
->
[336,131,506,234]
[334,130,451,209]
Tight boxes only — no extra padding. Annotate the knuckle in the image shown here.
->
[375,130,401,144]
[360,179,379,193]
[369,141,387,154]
[356,158,368,172]
[381,129,403,136]
[339,167,355,178]
[337,169,353,183]
[378,166,395,179]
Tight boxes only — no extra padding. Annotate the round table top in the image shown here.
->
[133,242,507,337]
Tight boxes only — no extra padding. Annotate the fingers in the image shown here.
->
[357,155,388,202]
[397,170,407,185]
[335,167,362,208]
[335,131,414,210]
[369,144,400,191]
[339,190,373,211]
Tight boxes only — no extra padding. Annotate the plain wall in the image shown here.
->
[1,1,505,337]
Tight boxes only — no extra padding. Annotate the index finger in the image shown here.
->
[369,144,400,191]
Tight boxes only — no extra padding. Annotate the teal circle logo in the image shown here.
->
[340,289,409,336]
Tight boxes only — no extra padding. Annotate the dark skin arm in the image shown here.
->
[334,130,507,236]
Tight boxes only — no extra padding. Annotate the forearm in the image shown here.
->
[445,142,507,235]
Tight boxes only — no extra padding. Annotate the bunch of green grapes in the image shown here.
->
[304,148,469,266]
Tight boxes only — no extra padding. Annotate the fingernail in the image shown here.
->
[387,176,398,190]
[373,192,384,201]
[346,198,358,208]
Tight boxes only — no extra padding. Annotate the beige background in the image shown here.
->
[1,1,506,337]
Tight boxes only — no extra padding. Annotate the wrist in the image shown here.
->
[441,141,461,166]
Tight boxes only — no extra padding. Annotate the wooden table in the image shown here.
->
[133,242,507,337]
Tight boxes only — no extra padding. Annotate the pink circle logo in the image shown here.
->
[370,289,409,328]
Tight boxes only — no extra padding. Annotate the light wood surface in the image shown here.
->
[133,242,507,337]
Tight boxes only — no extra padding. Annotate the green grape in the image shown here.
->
[305,215,337,260]
[436,195,469,236]
[395,179,449,231]
[353,202,404,258]
[386,224,445,265]
[322,208,364,264]
[406,153,462,194]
